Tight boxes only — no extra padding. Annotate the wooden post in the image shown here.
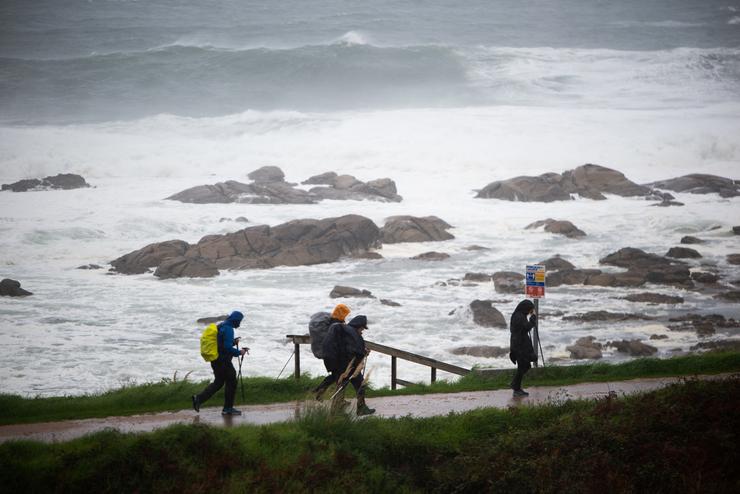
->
[294,341,300,379]
[431,367,437,383]
[391,356,397,390]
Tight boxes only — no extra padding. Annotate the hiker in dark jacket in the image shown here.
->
[509,300,537,397]
[313,304,351,397]
[315,315,375,416]
[192,311,249,416]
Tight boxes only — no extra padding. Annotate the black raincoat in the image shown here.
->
[509,300,537,364]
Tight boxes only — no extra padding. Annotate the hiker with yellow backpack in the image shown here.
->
[192,311,248,416]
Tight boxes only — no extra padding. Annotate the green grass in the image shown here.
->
[1,351,738,425]
[1,377,738,493]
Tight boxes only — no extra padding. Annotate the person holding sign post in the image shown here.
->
[509,299,537,397]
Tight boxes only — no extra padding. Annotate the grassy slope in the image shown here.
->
[1,377,738,493]
[1,351,738,425]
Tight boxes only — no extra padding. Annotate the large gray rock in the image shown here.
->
[450,345,509,358]
[733,226,740,235]
[622,293,684,304]
[381,215,454,243]
[728,254,740,265]
[606,339,658,357]
[599,247,692,288]
[111,240,190,274]
[563,311,653,322]
[525,219,586,239]
[302,171,338,185]
[166,180,316,204]
[411,251,450,261]
[309,174,402,202]
[566,336,603,359]
[247,165,285,183]
[599,247,673,270]
[492,271,524,294]
[647,174,740,198]
[680,236,704,245]
[464,272,493,282]
[186,215,382,270]
[0,278,32,297]
[469,300,507,328]
[547,269,603,287]
[2,173,90,192]
[667,313,740,337]
[329,285,375,299]
[476,164,650,202]
[666,247,701,259]
[691,271,720,284]
[539,255,576,272]
[154,256,219,279]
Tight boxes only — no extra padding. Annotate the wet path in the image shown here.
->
[1,374,734,444]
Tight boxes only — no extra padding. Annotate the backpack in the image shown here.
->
[200,323,221,362]
[308,312,333,358]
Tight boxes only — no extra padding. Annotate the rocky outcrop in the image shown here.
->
[380,299,401,307]
[111,240,190,274]
[647,174,740,198]
[154,256,219,279]
[622,293,684,304]
[492,271,524,294]
[525,219,586,239]
[302,172,338,185]
[728,254,740,265]
[381,216,454,243]
[0,278,32,297]
[469,300,506,328]
[411,251,450,261]
[547,269,602,287]
[666,247,701,259]
[606,339,658,357]
[112,215,381,277]
[2,173,90,192]
[540,255,575,272]
[309,174,403,202]
[715,291,740,302]
[330,285,375,299]
[563,311,653,322]
[476,164,650,202]
[680,236,704,244]
[691,271,720,284]
[464,273,493,282]
[247,165,286,183]
[450,345,509,358]
[566,336,603,359]
[667,314,740,337]
[690,340,740,352]
[166,179,316,204]
[733,226,740,235]
[599,247,692,288]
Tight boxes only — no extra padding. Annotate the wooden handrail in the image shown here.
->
[285,334,470,389]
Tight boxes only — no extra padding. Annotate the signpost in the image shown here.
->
[525,264,546,367]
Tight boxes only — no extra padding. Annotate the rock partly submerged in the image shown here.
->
[111,214,381,278]
[381,215,454,243]
[476,164,650,202]
[2,173,90,192]
[525,219,586,239]
[469,300,507,328]
[647,174,740,198]
[0,278,33,297]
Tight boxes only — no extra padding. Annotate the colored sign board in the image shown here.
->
[525,264,546,298]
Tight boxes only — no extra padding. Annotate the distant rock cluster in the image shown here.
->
[475,163,738,202]
[2,174,90,192]
[166,166,402,204]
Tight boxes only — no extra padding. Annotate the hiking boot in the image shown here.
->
[513,389,529,397]
[191,395,200,413]
[221,407,242,416]
[356,403,376,416]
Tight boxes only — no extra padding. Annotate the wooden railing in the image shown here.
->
[285,334,470,390]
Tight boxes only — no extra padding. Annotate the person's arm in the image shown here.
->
[220,324,241,358]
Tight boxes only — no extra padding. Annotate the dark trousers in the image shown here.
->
[316,366,365,397]
[197,358,237,409]
[511,360,531,391]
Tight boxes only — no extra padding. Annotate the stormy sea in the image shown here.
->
[1,0,739,396]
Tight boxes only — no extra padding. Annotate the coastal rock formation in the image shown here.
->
[476,164,650,202]
[680,236,704,244]
[728,254,740,265]
[715,291,740,303]
[667,314,740,337]
[112,215,382,277]
[691,271,720,284]
[111,240,190,274]
[450,345,509,358]
[622,293,684,304]
[469,300,507,328]
[330,285,375,299]
[411,251,450,261]
[647,174,740,198]
[380,299,401,307]
[566,336,603,359]
[599,247,692,288]
[733,226,740,235]
[381,215,454,243]
[154,256,219,279]
[166,179,316,204]
[308,173,403,202]
[0,278,33,297]
[463,272,493,282]
[2,173,90,192]
[666,247,701,259]
[525,219,586,239]
[563,311,653,323]
[247,165,286,183]
[539,255,576,272]
[606,339,658,357]
[492,271,524,294]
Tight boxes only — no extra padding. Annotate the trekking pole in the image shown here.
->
[330,356,366,401]
[275,350,295,380]
[237,342,246,402]
[329,357,357,401]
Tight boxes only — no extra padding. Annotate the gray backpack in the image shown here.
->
[308,312,332,358]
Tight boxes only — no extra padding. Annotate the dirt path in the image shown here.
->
[1,373,734,444]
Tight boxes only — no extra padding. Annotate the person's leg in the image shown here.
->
[351,373,375,415]
[223,360,237,410]
[511,360,531,392]
[196,360,227,404]
[314,372,339,399]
